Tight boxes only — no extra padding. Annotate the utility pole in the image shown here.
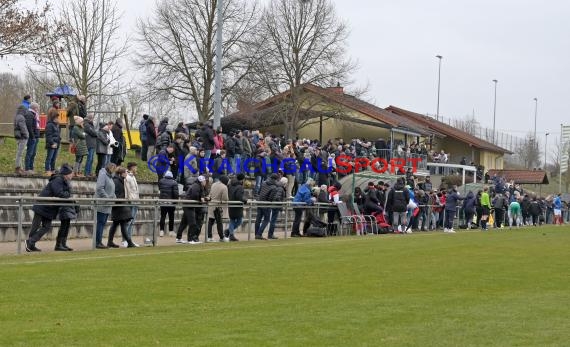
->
[213,0,224,129]
[97,0,105,125]
[436,55,442,121]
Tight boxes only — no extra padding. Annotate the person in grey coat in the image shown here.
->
[107,166,136,248]
[95,162,117,249]
[14,105,30,175]
[444,185,465,233]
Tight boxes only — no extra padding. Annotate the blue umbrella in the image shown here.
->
[45,85,77,97]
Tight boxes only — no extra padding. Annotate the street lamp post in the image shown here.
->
[533,97,538,168]
[544,133,550,172]
[492,79,498,144]
[436,55,442,121]
[213,0,224,129]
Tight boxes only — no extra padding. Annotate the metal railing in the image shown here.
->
[1,196,357,254]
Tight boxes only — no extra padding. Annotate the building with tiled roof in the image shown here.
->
[225,83,512,170]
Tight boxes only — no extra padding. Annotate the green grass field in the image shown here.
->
[1,228,569,346]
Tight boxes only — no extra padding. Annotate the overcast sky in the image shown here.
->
[2,0,568,142]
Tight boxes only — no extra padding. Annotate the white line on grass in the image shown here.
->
[0,233,447,266]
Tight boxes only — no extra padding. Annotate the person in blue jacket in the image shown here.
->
[291,178,316,237]
[553,194,562,225]
[444,185,465,233]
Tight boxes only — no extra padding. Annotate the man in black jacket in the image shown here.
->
[227,174,248,241]
[24,103,40,173]
[178,175,208,244]
[387,178,410,232]
[201,122,215,159]
[25,164,74,252]
[255,173,279,240]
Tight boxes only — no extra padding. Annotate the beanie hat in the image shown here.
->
[74,116,83,125]
[59,164,73,176]
[219,175,229,185]
[164,171,173,178]
[198,175,206,182]
[236,173,245,181]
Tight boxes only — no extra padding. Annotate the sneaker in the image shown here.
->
[268,235,279,239]
[189,240,202,245]
[221,237,230,243]
[176,239,188,244]
[132,242,140,247]
[229,235,239,242]
[121,241,128,248]
[397,225,402,233]
[168,231,176,237]
[255,235,267,240]
[25,240,40,252]
[159,230,164,237]
[443,228,449,233]
[405,229,413,234]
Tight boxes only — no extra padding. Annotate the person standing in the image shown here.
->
[387,178,410,233]
[255,173,280,240]
[95,123,111,175]
[110,119,126,166]
[44,108,61,176]
[24,102,40,174]
[291,177,316,237]
[553,193,562,225]
[480,187,492,230]
[124,162,140,247]
[25,164,74,252]
[14,105,30,175]
[267,176,287,240]
[83,114,98,177]
[139,114,149,161]
[463,191,476,229]
[444,186,465,233]
[72,116,88,177]
[492,193,508,229]
[179,175,208,244]
[107,166,137,248]
[158,170,179,237]
[227,173,248,241]
[95,162,117,249]
[146,116,157,159]
[207,175,230,242]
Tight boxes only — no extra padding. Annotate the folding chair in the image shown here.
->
[351,203,378,235]
[337,202,363,236]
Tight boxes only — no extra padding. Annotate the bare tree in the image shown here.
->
[27,0,128,108]
[0,72,25,134]
[515,133,541,169]
[0,0,55,56]
[246,0,356,137]
[136,0,258,123]
[453,115,480,137]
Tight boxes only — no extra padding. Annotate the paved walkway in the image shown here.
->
[0,230,298,255]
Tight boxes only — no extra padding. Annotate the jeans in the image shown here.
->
[84,147,95,175]
[255,207,271,237]
[268,208,280,237]
[25,138,38,171]
[228,217,243,236]
[15,139,27,168]
[445,209,456,229]
[392,212,407,227]
[125,206,138,240]
[204,149,211,160]
[231,154,241,173]
[255,176,264,195]
[45,147,59,171]
[96,212,109,245]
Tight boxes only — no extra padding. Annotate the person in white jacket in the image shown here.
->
[123,162,140,247]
